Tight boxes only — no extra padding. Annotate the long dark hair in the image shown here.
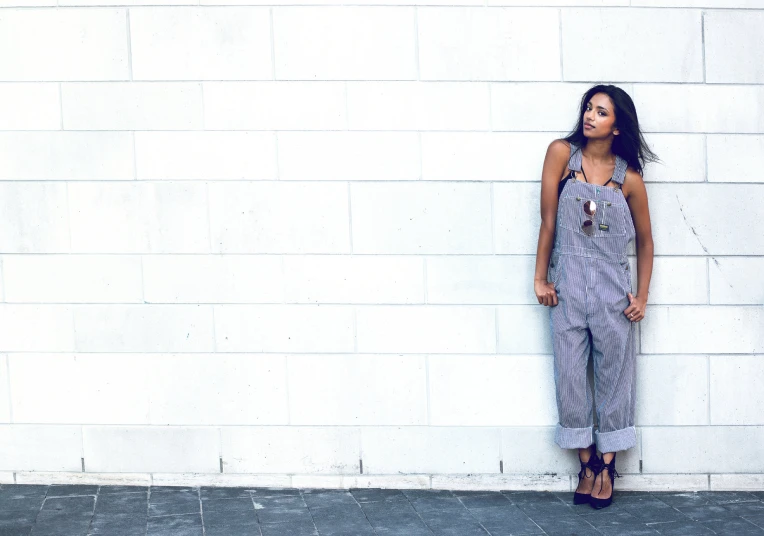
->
[564,84,659,175]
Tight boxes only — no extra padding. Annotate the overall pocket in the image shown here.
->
[599,200,629,237]
[559,195,628,238]
[550,252,566,288]
[619,259,632,294]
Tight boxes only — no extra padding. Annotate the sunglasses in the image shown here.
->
[582,200,597,236]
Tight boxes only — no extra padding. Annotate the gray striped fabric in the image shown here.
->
[548,142,637,453]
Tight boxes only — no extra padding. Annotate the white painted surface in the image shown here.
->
[0,1,759,488]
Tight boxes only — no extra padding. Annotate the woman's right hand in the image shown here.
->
[534,278,558,307]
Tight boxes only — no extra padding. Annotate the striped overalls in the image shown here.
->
[549,143,637,453]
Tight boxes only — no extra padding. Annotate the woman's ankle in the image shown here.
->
[578,443,596,463]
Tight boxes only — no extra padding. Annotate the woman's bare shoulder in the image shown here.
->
[624,166,644,186]
[546,138,571,162]
[623,166,646,198]
[548,138,571,153]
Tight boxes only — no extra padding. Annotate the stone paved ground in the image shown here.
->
[1,484,764,536]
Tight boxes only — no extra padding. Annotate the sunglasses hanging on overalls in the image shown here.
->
[582,199,597,236]
[579,162,613,236]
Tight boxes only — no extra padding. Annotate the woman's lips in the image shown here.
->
[584,123,594,129]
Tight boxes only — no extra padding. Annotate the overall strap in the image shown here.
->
[568,142,583,172]
[610,154,628,185]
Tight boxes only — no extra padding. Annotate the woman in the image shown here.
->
[533,85,656,509]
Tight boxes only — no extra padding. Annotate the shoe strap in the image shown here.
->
[600,459,620,481]
[578,454,602,479]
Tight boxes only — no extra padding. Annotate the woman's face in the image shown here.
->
[582,92,618,139]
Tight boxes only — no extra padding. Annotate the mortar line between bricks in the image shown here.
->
[3,352,763,359]
[422,257,428,303]
[358,428,363,474]
[139,255,146,304]
[558,8,564,83]
[4,354,13,424]
[64,181,72,252]
[414,7,420,82]
[132,131,137,180]
[1,253,763,259]
[217,427,223,465]
[285,355,291,425]
[6,178,764,185]
[490,181,496,254]
[494,307,499,354]
[274,131,280,179]
[17,78,764,85]
[488,81,493,132]
[701,10,707,84]
[703,133,709,183]
[7,4,764,9]
[12,301,763,307]
[343,82,350,130]
[210,296,217,351]
[417,130,423,180]
[707,354,712,426]
[126,9,133,81]
[58,82,63,130]
[0,253,759,260]
[200,82,206,130]
[425,354,431,426]
[5,128,764,136]
[269,7,276,81]
[347,181,354,254]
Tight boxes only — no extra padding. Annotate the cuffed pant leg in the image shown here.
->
[550,254,595,450]
[555,424,594,450]
[595,426,637,453]
[590,294,637,451]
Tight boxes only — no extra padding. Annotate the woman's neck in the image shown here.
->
[582,139,615,165]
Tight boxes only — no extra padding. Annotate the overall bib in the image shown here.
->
[549,143,637,453]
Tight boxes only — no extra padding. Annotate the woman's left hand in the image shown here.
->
[624,293,646,322]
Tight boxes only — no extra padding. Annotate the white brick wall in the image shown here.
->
[1,2,762,491]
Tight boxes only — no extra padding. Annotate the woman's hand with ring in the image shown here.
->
[624,292,646,322]
[534,278,558,307]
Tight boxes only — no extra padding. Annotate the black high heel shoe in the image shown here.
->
[590,452,620,509]
[573,444,601,505]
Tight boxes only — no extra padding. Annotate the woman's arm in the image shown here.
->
[534,139,569,307]
[623,169,654,322]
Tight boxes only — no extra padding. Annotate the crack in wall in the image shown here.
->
[676,194,710,255]
[676,195,734,292]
